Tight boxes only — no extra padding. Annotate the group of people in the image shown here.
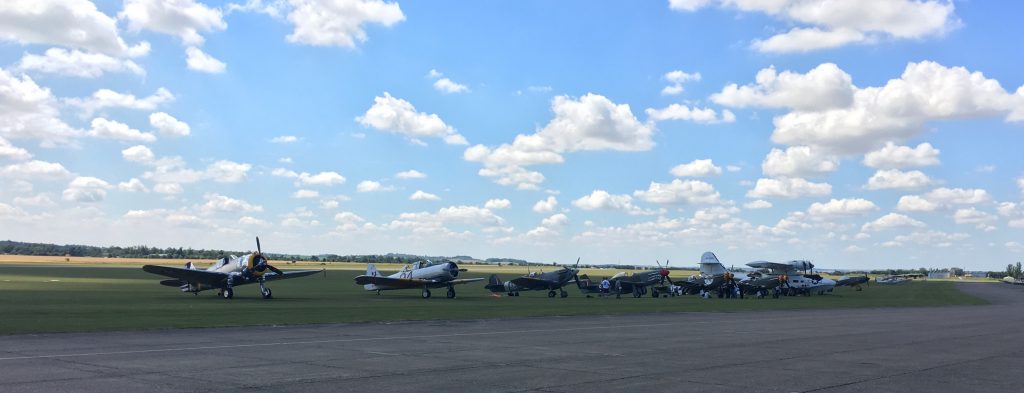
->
[597,277,623,298]
[698,279,744,299]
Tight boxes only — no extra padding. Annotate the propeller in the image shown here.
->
[655,259,670,285]
[249,236,283,277]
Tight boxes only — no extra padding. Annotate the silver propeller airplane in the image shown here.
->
[142,237,323,299]
[354,260,484,299]
[746,259,836,296]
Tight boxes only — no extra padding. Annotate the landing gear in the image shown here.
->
[446,286,456,299]
[547,290,556,298]
[633,291,641,298]
[560,289,568,298]
[222,288,233,299]
[259,279,272,299]
[422,288,432,299]
[651,289,659,298]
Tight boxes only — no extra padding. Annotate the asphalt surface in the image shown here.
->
[2,282,1022,393]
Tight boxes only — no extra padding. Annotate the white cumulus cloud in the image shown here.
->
[865,169,933,190]
[746,177,832,199]
[357,92,467,145]
[284,0,405,48]
[409,190,440,201]
[863,142,941,169]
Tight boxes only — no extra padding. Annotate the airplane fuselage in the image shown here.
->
[362,261,461,291]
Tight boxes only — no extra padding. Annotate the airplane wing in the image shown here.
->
[354,276,483,289]
[260,269,324,281]
[746,261,794,272]
[354,275,430,288]
[444,278,485,285]
[426,278,485,288]
[509,276,557,290]
[142,265,227,286]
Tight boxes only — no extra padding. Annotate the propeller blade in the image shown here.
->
[256,236,262,254]
[574,257,580,270]
[267,265,283,275]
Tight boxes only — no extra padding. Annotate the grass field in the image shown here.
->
[0,261,989,335]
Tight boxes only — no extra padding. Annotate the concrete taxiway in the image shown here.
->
[2,282,1023,392]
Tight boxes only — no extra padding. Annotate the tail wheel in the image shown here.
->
[422,288,431,299]
[446,287,456,299]
[261,287,272,299]
[223,288,233,299]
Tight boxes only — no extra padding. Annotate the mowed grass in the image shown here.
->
[0,263,988,335]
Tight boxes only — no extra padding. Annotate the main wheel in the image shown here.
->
[560,290,568,298]
[422,288,431,299]
[446,288,456,299]
[547,290,556,298]
[651,290,659,298]
[223,288,233,299]
[261,287,272,299]
[513,292,520,297]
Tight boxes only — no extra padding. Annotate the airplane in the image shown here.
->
[670,252,784,298]
[836,274,870,291]
[1002,276,1023,285]
[576,260,673,298]
[353,260,484,299]
[485,259,580,298]
[746,259,836,296]
[141,237,323,299]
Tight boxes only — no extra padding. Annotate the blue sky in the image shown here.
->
[1,0,1023,270]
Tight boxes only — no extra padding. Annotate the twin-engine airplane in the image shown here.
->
[670,252,784,297]
[142,237,323,299]
[354,260,483,299]
[747,259,836,296]
[486,259,580,298]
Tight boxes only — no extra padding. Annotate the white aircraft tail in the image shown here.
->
[364,263,380,290]
[699,252,728,276]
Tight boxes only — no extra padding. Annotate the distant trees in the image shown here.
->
[0,240,469,265]
[1008,262,1023,279]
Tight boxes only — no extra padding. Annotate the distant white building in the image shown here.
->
[928,271,951,279]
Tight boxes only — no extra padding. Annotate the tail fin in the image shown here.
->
[484,274,506,292]
[487,274,503,286]
[699,252,728,276]
[362,263,381,290]
[577,274,592,289]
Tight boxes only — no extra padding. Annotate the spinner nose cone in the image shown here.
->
[447,262,459,278]
[659,268,670,277]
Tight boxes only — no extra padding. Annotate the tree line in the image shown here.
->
[1007,262,1023,279]
[0,240,466,265]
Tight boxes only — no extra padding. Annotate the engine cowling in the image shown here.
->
[790,260,814,271]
